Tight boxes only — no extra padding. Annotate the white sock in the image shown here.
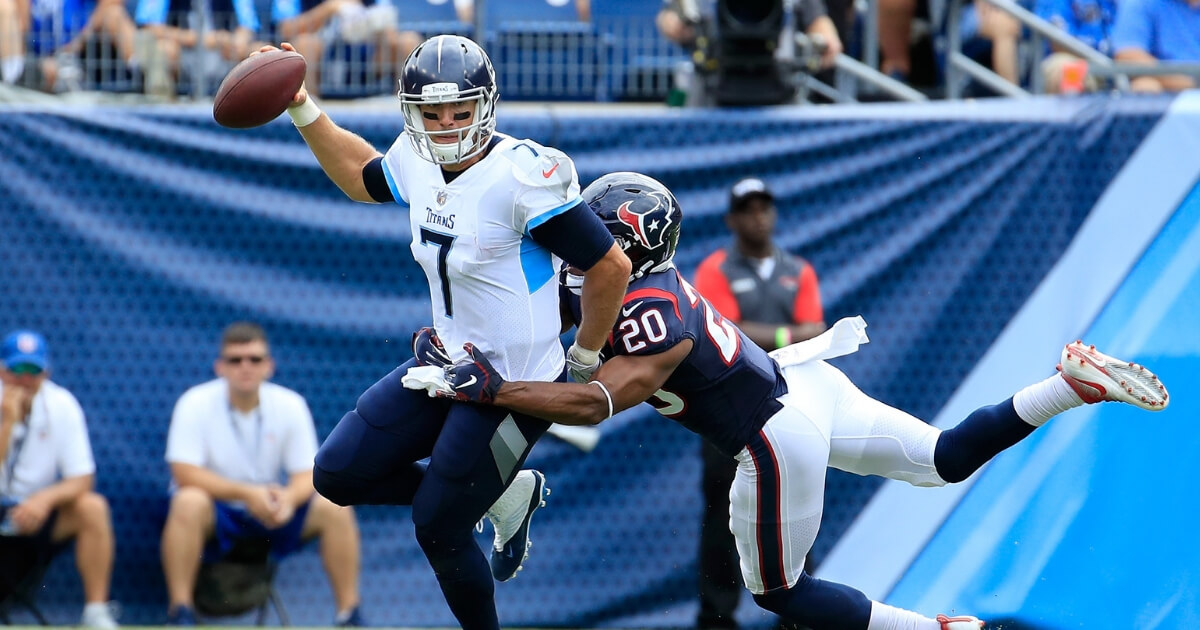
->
[82,602,112,619]
[1,56,24,84]
[1013,374,1084,427]
[867,601,941,630]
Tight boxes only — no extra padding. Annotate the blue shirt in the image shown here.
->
[1035,0,1116,54]
[29,0,91,55]
[272,0,383,23]
[136,0,259,32]
[1111,0,1200,60]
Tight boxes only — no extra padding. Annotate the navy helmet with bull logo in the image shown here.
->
[581,172,683,280]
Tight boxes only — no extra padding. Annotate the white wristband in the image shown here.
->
[287,97,321,128]
[590,380,614,420]
[570,344,600,366]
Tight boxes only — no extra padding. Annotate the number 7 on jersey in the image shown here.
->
[420,227,457,317]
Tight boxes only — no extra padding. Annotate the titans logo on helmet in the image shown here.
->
[616,191,675,250]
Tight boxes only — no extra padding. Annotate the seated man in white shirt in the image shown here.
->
[160,322,362,626]
[0,330,118,629]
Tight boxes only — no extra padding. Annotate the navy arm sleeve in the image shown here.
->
[362,157,394,203]
[530,201,615,271]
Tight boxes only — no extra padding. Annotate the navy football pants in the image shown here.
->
[313,358,550,630]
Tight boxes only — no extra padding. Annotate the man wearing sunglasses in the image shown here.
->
[0,330,119,628]
[160,322,363,626]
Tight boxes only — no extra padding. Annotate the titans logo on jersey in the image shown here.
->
[562,267,787,456]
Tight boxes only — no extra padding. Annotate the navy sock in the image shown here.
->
[415,524,498,630]
[752,573,872,629]
[934,397,1035,483]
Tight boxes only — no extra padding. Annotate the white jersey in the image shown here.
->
[165,379,319,486]
[0,380,96,501]
[381,131,583,383]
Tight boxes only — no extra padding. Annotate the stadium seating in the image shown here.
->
[395,0,473,38]
[591,0,683,102]
[486,0,598,101]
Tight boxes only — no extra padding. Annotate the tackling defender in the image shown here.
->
[412,172,1170,630]
[254,36,632,630]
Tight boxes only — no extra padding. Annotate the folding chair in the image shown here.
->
[194,539,290,626]
[0,539,54,626]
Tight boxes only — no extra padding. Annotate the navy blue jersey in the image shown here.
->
[563,267,787,457]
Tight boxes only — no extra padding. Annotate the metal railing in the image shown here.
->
[9,0,1199,103]
[792,30,928,103]
[1,5,688,102]
[944,0,1200,97]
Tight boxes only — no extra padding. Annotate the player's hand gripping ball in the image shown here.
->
[212,49,306,128]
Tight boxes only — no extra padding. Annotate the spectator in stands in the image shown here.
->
[446,0,475,24]
[882,0,1025,87]
[657,0,844,70]
[274,0,420,97]
[10,0,140,91]
[160,322,363,626]
[690,178,826,629]
[134,0,268,98]
[449,0,586,24]
[0,0,25,83]
[972,0,1024,85]
[876,0,926,81]
[0,330,119,629]
[1111,0,1200,92]
[1035,0,1114,93]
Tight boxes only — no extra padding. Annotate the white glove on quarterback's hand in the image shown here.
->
[566,343,602,383]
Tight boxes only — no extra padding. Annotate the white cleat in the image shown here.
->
[937,613,985,630]
[1057,341,1169,411]
[484,469,550,581]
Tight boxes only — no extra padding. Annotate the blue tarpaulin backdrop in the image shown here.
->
[0,96,1167,627]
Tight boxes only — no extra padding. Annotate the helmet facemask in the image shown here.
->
[399,82,497,165]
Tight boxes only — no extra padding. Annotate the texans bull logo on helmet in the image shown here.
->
[615,191,676,251]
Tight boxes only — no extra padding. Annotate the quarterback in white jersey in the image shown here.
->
[381,131,581,383]
[258,34,631,630]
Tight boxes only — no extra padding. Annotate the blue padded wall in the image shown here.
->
[0,95,1169,627]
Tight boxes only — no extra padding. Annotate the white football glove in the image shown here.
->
[566,343,602,383]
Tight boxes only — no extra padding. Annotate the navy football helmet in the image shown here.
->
[582,172,683,280]
[397,35,498,164]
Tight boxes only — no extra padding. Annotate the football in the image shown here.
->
[212,50,306,129]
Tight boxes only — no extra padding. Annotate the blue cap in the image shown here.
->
[1,330,50,371]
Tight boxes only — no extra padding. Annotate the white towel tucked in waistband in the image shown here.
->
[401,364,454,398]
[768,316,869,367]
